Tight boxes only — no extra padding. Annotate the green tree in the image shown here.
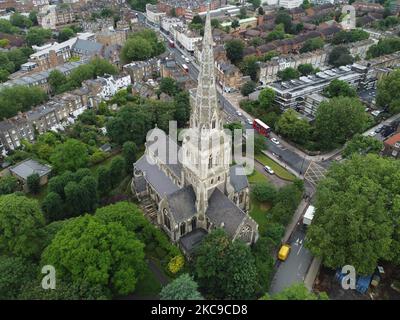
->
[0,85,48,119]
[41,192,63,222]
[97,166,111,197]
[0,175,19,195]
[211,18,220,29]
[261,283,328,300]
[258,88,275,111]
[328,46,354,67]
[277,67,300,81]
[342,134,383,158]
[275,109,311,144]
[275,10,293,34]
[252,181,276,203]
[314,97,369,150]
[26,27,52,46]
[160,273,203,300]
[239,7,248,19]
[0,256,36,299]
[332,29,369,45]
[367,38,400,59]
[122,141,138,174]
[225,39,244,64]
[297,63,317,76]
[50,139,89,173]
[27,173,40,194]
[254,133,267,155]
[249,0,262,9]
[109,156,126,188]
[195,229,258,299]
[41,214,146,295]
[10,12,32,28]
[0,194,45,258]
[231,19,240,30]
[29,11,38,25]
[240,55,260,81]
[323,79,357,98]
[241,80,257,96]
[120,37,152,63]
[305,155,398,275]
[300,37,324,53]
[376,69,400,114]
[58,27,75,42]
[174,91,191,127]
[159,77,179,96]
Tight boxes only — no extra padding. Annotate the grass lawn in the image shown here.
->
[134,263,163,298]
[255,153,296,181]
[249,195,271,235]
[247,169,267,184]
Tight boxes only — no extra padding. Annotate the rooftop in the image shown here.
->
[10,159,52,180]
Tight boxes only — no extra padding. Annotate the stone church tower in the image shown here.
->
[181,9,232,228]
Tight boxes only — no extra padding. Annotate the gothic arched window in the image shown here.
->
[180,222,186,236]
[208,155,213,169]
[238,224,253,243]
[163,209,171,231]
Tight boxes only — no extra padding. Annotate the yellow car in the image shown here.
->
[278,244,291,261]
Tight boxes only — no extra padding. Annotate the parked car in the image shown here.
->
[271,138,280,145]
[246,118,252,125]
[264,165,274,175]
[375,125,384,133]
[368,131,377,137]
[236,110,242,116]
[278,244,291,261]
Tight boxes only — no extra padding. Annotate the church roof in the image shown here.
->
[179,228,208,255]
[206,188,247,237]
[134,155,179,196]
[148,137,183,178]
[229,165,249,192]
[167,186,197,224]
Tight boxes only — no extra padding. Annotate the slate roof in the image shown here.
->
[206,188,246,237]
[179,228,207,255]
[134,155,179,196]
[72,39,103,55]
[229,165,249,192]
[10,159,52,180]
[167,186,197,223]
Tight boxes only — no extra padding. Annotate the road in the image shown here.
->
[254,160,290,188]
[269,225,313,295]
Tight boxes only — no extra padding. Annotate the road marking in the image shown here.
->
[298,263,302,270]
[297,243,303,255]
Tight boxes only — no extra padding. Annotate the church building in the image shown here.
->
[132,8,259,255]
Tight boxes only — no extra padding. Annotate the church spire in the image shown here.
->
[191,3,220,130]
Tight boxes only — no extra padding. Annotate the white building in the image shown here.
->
[37,4,57,29]
[97,75,131,100]
[172,27,202,52]
[278,0,303,9]
[160,17,184,34]
[146,3,166,25]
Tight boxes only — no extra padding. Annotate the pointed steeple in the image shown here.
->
[191,3,220,130]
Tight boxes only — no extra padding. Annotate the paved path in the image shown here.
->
[254,159,290,188]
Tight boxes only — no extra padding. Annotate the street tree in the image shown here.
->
[342,134,383,158]
[306,154,399,275]
[376,69,400,114]
[275,109,312,145]
[241,80,256,96]
[261,283,328,300]
[314,97,369,150]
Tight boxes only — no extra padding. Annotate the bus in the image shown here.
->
[182,63,189,72]
[253,118,271,137]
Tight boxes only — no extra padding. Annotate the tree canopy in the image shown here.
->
[225,39,245,65]
[0,194,45,258]
[314,97,369,150]
[261,283,328,300]
[194,229,258,299]
[160,273,203,300]
[306,154,400,274]
[50,139,89,173]
[323,79,357,98]
[376,69,400,114]
[342,134,383,158]
[41,214,146,296]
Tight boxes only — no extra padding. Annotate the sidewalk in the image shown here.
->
[282,199,309,244]
[304,257,322,292]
